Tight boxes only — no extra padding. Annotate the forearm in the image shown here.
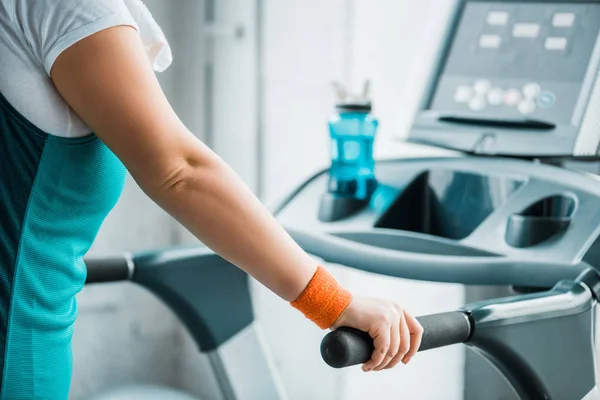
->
[146,141,317,301]
[49,25,317,302]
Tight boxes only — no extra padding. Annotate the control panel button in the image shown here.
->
[518,100,536,115]
[545,37,568,51]
[552,13,575,28]
[504,89,522,107]
[512,23,541,38]
[537,91,556,108]
[469,96,487,111]
[487,88,504,105]
[454,86,473,103]
[479,34,502,49]
[487,11,509,26]
[473,79,492,95]
[523,83,541,98]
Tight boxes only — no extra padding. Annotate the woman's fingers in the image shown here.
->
[402,310,424,364]
[385,309,411,369]
[374,321,400,371]
[399,311,411,359]
[363,320,392,371]
[346,298,423,372]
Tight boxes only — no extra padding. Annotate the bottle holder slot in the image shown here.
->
[374,170,524,240]
[505,194,576,248]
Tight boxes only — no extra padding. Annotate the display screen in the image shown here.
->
[428,1,600,125]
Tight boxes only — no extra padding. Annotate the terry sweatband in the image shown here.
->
[290,266,352,329]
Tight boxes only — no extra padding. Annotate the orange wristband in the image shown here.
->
[290,266,352,329]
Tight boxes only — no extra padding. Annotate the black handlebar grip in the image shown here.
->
[416,312,471,351]
[321,327,374,369]
[85,256,132,284]
[321,311,471,368]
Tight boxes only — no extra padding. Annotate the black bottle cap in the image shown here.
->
[335,102,372,113]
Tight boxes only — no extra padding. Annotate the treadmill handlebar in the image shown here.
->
[321,311,472,368]
[85,254,133,284]
[285,227,587,287]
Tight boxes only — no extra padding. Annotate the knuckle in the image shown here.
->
[379,346,389,356]
[400,341,410,354]
[381,314,392,326]
[415,323,425,335]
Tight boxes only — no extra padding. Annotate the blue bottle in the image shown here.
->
[318,81,379,222]
[328,83,379,200]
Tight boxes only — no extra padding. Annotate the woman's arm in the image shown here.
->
[50,26,423,371]
[50,26,315,301]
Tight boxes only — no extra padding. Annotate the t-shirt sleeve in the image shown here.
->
[11,0,139,75]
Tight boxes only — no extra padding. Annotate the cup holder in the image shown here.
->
[505,194,576,248]
[374,170,524,240]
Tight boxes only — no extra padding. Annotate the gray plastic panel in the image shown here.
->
[276,158,600,286]
[407,0,600,158]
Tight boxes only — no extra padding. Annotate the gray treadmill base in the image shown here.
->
[89,385,200,400]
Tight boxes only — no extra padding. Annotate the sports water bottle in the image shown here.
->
[319,81,379,222]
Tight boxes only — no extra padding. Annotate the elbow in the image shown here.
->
[158,163,192,194]
[153,154,220,198]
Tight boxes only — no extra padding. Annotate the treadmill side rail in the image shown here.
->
[464,280,598,400]
[131,246,255,352]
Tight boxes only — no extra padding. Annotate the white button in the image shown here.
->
[518,100,536,115]
[479,34,502,49]
[473,80,492,95]
[513,23,540,38]
[504,89,522,107]
[469,96,487,111]
[523,83,541,98]
[545,37,568,51]
[487,88,504,105]
[487,11,509,26]
[454,86,473,103]
[553,13,575,28]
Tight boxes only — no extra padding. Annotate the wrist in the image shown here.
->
[290,266,353,329]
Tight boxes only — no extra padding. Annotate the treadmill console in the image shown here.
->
[409,0,600,158]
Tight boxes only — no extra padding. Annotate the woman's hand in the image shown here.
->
[331,297,424,371]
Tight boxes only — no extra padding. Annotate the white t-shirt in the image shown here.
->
[0,0,169,138]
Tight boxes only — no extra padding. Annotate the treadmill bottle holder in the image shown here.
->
[505,194,576,248]
[374,169,523,240]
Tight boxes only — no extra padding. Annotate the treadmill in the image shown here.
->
[85,1,600,399]
[284,1,600,398]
